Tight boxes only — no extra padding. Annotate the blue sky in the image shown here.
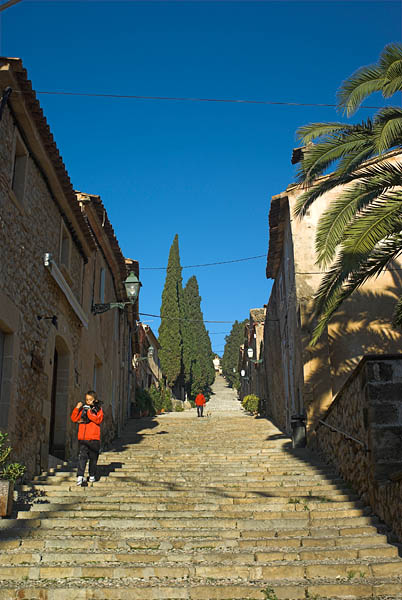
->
[1,0,401,355]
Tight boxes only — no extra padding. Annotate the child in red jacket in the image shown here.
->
[71,390,104,486]
[195,392,206,418]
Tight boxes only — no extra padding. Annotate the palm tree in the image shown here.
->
[294,43,402,344]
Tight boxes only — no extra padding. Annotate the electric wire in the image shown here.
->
[142,254,266,270]
[139,312,233,323]
[14,88,386,110]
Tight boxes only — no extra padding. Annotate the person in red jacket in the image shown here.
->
[71,390,104,486]
[195,392,206,418]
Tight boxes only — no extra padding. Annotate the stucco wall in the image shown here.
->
[265,165,402,430]
[312,356,402,542]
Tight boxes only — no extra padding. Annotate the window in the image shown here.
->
[11,130,28,205]
[93,357,102,392]
[59,223,71,271]
[0,330,8,430]
[0,330,4,398]
[99,268,106,303]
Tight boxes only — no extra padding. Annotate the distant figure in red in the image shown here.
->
[195,392,206,418]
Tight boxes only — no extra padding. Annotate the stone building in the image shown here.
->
[76,193,138,445]
[133,323,162,392]
[0,58,137,477]
[238,308,267,409]
[264,151,402,434]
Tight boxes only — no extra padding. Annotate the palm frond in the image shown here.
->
[383,76,402,97]
[335,144,375,176]
[315,184,374,267]
[392,294,402,328]
[337,66,385,116]
[298,132,375,184]
[295,152,402,218]
[296,122,354,144]
[342,193,402,257]
[313,250,365,314]
[373,106,402,152]
[294,173,348,217]
[311,235,402,345]
[297,136,371,184]
[379,43,402,72]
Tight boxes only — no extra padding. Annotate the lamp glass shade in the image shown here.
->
[240,369,246,377]
[247,348,253,358]
[124,271,142,303]
[148,346,154,359]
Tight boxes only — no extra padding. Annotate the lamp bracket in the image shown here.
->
[92,302,129,315]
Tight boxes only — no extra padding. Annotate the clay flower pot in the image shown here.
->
[0,480,14,517]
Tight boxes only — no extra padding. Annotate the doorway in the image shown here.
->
[48,338,70,460]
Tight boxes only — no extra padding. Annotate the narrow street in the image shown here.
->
[0,376,401,599]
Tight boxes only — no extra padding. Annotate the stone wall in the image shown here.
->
[0,104,84,476]
[311,355,402,541]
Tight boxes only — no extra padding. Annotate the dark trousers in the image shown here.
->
[77,440,100,478]
[197,405,204,417]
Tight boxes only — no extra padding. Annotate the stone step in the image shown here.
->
[5,380,401,599]
[21,482,355,494]
[0,533,392,553]
[10,514,379,530]
[0,583,401,600]
[0,524,384,541]
[0,544,398,566]
[24,499,366,511]
[0,559,401,581]
[17,507,372,521]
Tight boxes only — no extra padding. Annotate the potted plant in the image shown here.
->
[0,432,26,517]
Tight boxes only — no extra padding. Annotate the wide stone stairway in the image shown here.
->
[0,376,401,599]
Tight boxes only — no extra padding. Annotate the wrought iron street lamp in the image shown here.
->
[92,271,142,315]
[246,348,263,364]
[132,345,155,368]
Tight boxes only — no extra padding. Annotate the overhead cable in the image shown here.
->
[15,89,385,110]
[142,254,266,270]
[139,312,234,324]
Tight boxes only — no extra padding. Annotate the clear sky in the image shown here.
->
[1,0,400,356]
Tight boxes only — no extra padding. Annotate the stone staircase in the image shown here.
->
[0,376,401,599]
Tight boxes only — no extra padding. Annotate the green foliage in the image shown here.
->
[136,384,173,416]
[241,394,260,414]
[158,234,183,387]
[135,388,155,416]
[161,386,173,412]
[181,275,215,401]
[174,403,184,412]
[294,43,402,343]
[262,586,278,600]
[0,432,25,482]
[158,237,214,400]
[148,384,164,413]
[221,320,248,388]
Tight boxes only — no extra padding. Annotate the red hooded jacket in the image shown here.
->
[195,393,206,406]
[71,406,104,441]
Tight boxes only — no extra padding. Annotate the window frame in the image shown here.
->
[10,128,29,208]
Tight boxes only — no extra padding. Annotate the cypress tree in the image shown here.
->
[182,275,215,400]
[158,234,183,389]
[222,319,248,389]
